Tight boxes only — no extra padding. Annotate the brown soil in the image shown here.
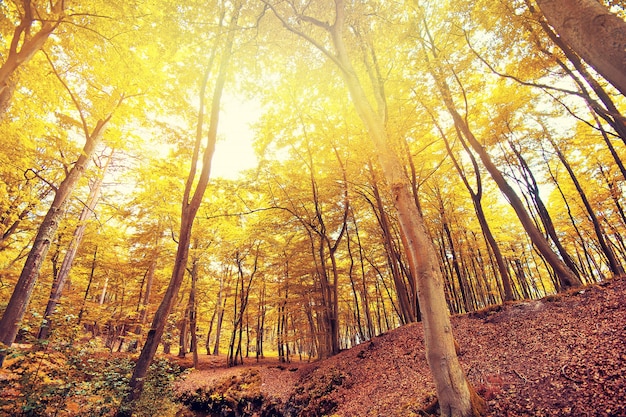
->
[175,276,626,416]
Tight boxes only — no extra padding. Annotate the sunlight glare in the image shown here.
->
[212,95,260,179]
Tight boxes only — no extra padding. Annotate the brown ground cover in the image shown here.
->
[175,276,626,416]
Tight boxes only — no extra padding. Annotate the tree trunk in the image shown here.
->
[116,7,238,413]
[351,212,375,338]
[78,245,98,325]
[536,0,626,97]
[330,3,483,414]
[213,299,226,356]
[189,260,199,368]
[0,0,65,119]
[0,117,110,364]
[38,152,112,340]
[205,306,217,356]
[178,296,190,358]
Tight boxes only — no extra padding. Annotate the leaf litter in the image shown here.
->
[176,276,626,416]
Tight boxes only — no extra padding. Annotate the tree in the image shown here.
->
[0,0,65,118]
[262,1,485,415]
[0,73,121,362]
[116,2,240,413]
[536,0,626,97]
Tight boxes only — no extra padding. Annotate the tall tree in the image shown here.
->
[0,66,121,362]
[117,3,240,413]
[262,1,485,415]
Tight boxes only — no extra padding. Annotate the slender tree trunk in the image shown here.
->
[351,212,375,338]
[38,152,112,340]
[256,280,266,360]
[78,245,98,325]
[117,8,238,413]
[346,226,365,341]
[178,293,190,358]
[139,257,157,330]
[189,260,199,368]
[205,306,217,356]
[0,118,110,364]
[213,298,226,356]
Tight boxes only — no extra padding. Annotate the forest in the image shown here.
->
[0,0,625,416]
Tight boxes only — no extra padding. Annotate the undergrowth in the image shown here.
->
[0,321,186,417]
[177,369,283,417]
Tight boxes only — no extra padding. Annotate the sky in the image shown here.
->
[211,95,260,180]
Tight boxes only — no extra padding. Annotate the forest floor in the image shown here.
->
[174,275,626,417]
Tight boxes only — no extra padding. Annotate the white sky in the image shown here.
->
[211,95,260,179]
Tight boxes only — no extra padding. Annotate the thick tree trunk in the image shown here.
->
[0,118,109,364]
[331,13,484,417]
[536,0,626,97]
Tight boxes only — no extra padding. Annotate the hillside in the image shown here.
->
[176,276,626,417]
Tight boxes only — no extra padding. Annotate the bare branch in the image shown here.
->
[261,0,344,70]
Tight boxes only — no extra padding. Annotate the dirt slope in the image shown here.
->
[177,276,626,416]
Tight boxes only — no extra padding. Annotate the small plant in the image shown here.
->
[134,358,187,417]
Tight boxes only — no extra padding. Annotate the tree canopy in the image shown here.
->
[0,1,625,416]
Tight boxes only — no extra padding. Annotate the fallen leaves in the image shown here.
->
[176,276,626,416]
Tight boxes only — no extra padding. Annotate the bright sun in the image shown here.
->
[211,95,260,180]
